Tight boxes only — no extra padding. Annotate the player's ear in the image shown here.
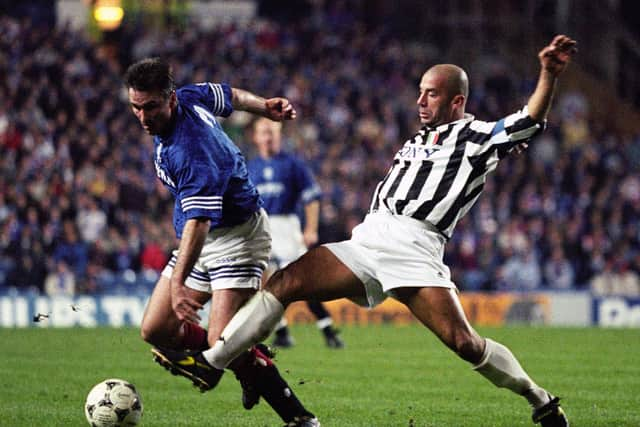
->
[452,94,465,108]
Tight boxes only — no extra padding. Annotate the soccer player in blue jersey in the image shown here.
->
[124,58,319,427]
[151,36,577,426]
[247,118,344,349]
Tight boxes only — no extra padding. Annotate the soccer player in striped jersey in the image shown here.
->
[160,35,576,426]
[247,118,344,349]
[124,58,319,427]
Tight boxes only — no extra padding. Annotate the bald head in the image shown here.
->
[417,64,468,126]
[426,64,469,99]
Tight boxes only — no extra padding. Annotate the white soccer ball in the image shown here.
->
[84,378,143,427]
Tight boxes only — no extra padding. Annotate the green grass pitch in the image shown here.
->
[0,325,638,426]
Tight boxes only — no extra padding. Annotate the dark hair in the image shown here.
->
[124,57,175,97]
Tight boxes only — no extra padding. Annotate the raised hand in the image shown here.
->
[539,35,577,76]
[265,97,297,121]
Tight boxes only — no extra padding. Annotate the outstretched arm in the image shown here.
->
[231,87,297,121]
[527,34,577,122]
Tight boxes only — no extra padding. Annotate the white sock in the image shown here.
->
[202,290,284,369]
[473,338,550,409]
[275,317,288,331]
[316,317,333,330]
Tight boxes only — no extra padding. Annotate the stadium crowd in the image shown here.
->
[1,6,639,297]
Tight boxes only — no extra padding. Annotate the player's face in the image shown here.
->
[417,71,458,127]
[253,119,282,157]
[128,88,176,135]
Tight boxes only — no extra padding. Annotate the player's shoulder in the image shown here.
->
[175,83,204,101]
[177,81,225,95]
[467,116,495,134]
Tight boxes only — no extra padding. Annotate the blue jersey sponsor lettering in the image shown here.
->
[153,83,261,238]
[247,152,321,215]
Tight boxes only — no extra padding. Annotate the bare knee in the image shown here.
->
[140,318,178,348]
[264,267,301,306]
[140,321,160,345]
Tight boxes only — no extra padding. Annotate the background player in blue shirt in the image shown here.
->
[124,58,319,427]
[248,117,344,349]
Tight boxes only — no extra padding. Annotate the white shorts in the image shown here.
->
[324,212,455,307]
[162,209,271,293]
[268,214,306,269]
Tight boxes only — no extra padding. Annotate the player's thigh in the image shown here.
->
[207,287,256,340]
[142,275,210,336]
[267,246,366,304]
[394,287,483,361]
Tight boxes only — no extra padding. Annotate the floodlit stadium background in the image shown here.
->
[1,0,639,328]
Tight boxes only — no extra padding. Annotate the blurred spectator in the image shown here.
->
[76,194,107,243]
[590,257,640,297]
[497,242,542,292]
[44,260,76,296]
[53,220,88,280]
[0,10,638,295]
[543,246,575,290]
[140,237,168,273]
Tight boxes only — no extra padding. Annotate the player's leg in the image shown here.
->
[140,274,210,350]
[206,288,255,344]
[152,210,322,425]
[143,275,228,391]
[148,285,318,424]
[147,244,258,391]
[264,268,296,348]
[306,300,344,348]
[203,246,365,369]
[394,286,567,426]
[229,341,318,425]
[271,317,295,348]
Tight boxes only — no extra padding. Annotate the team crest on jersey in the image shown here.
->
[425,131,440,146]
[263,166,274,181]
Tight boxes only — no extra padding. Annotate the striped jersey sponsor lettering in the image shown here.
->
[370,107,543,238]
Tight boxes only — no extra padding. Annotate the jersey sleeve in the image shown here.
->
[488,105,545,147]
[293,157,322,204]
[192,82,234,117]
[174,159,226,225]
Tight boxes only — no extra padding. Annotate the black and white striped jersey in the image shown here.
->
[369,106,544,238]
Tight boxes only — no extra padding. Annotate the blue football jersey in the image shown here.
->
[247,151,321,215]
[152,82,261,238]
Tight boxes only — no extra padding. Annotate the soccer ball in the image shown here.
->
[84,378,143,427]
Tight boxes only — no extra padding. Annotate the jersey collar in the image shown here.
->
[422,113,475,132]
